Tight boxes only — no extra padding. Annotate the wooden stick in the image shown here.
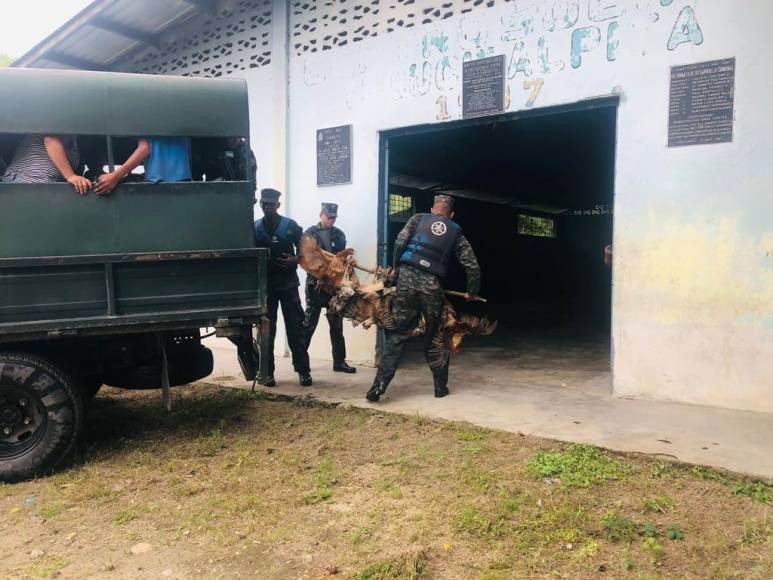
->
[319,247,487,302]
[444,289,487,302]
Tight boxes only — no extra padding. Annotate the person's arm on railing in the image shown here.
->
[44,135,91,195]
[95,139,151,195]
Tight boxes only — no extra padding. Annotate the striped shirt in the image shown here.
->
[1,135,79,183]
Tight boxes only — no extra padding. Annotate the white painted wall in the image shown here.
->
[281,0,773,411]
[120,0,771,409]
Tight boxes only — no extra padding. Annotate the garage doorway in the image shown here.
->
[377,97,618,395]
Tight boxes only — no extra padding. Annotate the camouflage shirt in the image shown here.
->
[392,213,481,296]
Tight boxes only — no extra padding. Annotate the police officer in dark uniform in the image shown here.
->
[254,188,312,387]
[302,203,357,374]
[367,194,481,402]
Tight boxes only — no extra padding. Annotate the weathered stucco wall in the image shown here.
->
[284,0,772,411]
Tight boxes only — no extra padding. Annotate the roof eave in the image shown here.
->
[12,0,116,68]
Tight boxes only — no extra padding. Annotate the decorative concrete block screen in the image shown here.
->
[291,0,496,55]
[127,0,273,77]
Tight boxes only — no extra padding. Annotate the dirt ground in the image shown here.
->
[0,384,771,579]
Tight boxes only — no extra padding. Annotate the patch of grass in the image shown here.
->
[600,512,638,542]
[691,466,729,482]
[577,540,600,558]
[642,537,663,568]
[454,506,504,538]
[651,461,675,479]
[731,480,773,505]
[113,510,137,525]
[81,485,114,502]
[639,522,658,538]
[739,515,771,545]
[642,495,674,513]
[304,488,332,505]
[496,491,526,516]
[315,456,340,488]
[38,503,65,519]
[487,557,513,571]
[666,524,685,540]
[456,428,484,442]
[28,556,70,578]
[412,412,429,427]
[460,461,491,492]
[527,445,625,487]
[349,550,428,580]
[194,426,227,457]
[303,456,339,504]
[351,526,373,546]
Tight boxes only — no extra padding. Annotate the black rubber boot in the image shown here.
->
[366,380,388,402]
[333,361,357,373]
[298,372,313,387]
[433,367,449,398]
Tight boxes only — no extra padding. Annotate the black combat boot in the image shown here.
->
[298,372,313,387]
[366,380,388,402]
[333,361,357,373]
[433,367,449,398]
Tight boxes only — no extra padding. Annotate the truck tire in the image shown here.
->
[0,352,84,482]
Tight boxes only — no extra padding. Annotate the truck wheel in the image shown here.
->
[0,352,84,482]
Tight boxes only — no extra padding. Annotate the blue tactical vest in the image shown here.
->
[255,216,294,273]
[399,214,461,277]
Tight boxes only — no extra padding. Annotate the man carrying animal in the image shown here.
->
[367,194,481,402]
[302,203,357,374]
[254,188,312,387]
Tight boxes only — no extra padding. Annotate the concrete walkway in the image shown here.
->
[205,339,773,479]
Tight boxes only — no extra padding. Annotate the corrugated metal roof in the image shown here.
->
[13,0,207,71]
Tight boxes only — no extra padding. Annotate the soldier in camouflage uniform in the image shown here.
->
[367,194,481,402]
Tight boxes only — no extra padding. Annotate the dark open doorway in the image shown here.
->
[377,98,617,394]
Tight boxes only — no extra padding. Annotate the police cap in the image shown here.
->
[321,202,338,217]
[260,188,281,203]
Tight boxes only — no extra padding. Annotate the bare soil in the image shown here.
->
[0,384,770,579]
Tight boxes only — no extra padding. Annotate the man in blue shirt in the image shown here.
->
[144,137,192,183]
[254,188,312,387]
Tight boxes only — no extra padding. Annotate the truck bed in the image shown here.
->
[0,181,265,343]
[0,248,266,343]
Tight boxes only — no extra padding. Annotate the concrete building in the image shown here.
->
[14,0,772,414]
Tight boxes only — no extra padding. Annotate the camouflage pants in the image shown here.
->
[374,269,448,389]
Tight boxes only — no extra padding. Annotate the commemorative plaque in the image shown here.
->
[668,58,735,147]
[462,54,506,119]
[317,125,352,186]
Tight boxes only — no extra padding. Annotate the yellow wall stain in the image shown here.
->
[616,215,773,327]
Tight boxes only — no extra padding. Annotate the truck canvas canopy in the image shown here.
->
[0,68,249,137]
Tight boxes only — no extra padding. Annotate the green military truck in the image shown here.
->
[0,69,268,482]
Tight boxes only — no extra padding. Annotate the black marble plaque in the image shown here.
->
[463,55,506,119]
[317,125,352,186]
[668,58,735,147]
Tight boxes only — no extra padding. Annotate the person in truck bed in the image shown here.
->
[1,134,91,194]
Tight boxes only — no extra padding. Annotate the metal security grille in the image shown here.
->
[389,193,414,222]
[518,214,556,238]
